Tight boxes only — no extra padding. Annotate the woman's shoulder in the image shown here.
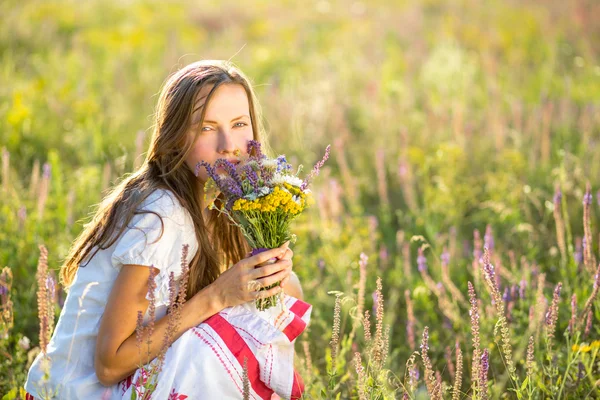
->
[139,188,192,223]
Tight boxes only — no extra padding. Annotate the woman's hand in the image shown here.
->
[208,241,292,310]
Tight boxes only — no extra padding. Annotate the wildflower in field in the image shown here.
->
[405,290,416,351]
[36,245,55,355]
[330,293,342,375]
[196,140,330,310]
[356,252,368,319]
[452,343,463,400]
[0,266,13,338]
[468,281,482,395]
[479,349,490,400]
[545,282,562,351]
[481,248,518,382]
[420,326,441,399]
[582,182,596,272]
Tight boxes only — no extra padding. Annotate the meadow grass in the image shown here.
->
[1,0,600,398]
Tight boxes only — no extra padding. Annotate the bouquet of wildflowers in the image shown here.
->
[196,140,331,310]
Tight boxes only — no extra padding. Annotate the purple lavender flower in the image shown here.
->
[196,160,220,183]
[247,140,266,161]
[300,145,331,191]
[214,158,242,185]
[241,164,260,192]
[0,285,7,296]
[220,176,243,199]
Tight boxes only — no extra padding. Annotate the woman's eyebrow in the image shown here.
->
[203,115,250,124]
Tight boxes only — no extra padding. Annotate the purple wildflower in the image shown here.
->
[221,176,243,198]
[554,189,562,205]
[417,248,427,272]
[214,158,242,185]
[569,294,577,334]
[46,275,56,301]
[247,140,266,161]
[42,163,51,178]
[585,308,593,337]
[441,247,450,266]
[317,258,326,272]
[519,279,527,299]
[546,282,562,343]
[482,248,496,288]
[583,188,593,206]
[0,285,7,296]
[300,144,331,191]
[196,160,220,182]
[276,155,291,173]
[480,349,489,399]
[510,284,518,301]
[241,164,260,191]
[372,291,379,316]
[503,287,510,303]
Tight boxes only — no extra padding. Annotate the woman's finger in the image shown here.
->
[256,268,290,288]
[278,247,293,260]
[242,247,285,269]
[250,259,291,279]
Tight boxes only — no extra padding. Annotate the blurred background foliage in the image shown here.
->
[1,0,600,397]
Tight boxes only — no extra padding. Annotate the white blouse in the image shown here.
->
[25,188,199,399]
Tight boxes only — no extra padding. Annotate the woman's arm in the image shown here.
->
[94,264,221,386]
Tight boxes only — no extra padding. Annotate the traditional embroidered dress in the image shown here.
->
[117,295,311,400]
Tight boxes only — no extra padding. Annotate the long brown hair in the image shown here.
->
[60,60,273,299]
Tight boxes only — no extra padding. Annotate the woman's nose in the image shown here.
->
[217,129,237,153]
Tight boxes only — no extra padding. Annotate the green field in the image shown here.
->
[1,0,600,398]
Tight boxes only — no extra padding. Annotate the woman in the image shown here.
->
[25,60,305,399]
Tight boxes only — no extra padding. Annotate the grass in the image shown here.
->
[1,0,600,398]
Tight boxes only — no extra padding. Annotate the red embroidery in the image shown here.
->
[204,314,275,399]
[168,388,188,400]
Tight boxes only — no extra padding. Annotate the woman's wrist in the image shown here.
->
[184,283,225,328]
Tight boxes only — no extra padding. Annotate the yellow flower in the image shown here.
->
[572,344,579,352]
[581,345,592,353]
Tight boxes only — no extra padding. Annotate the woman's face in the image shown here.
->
[185,83,255,184]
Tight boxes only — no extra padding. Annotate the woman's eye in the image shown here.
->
[201,126,212,131]
[235,122,247,128]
